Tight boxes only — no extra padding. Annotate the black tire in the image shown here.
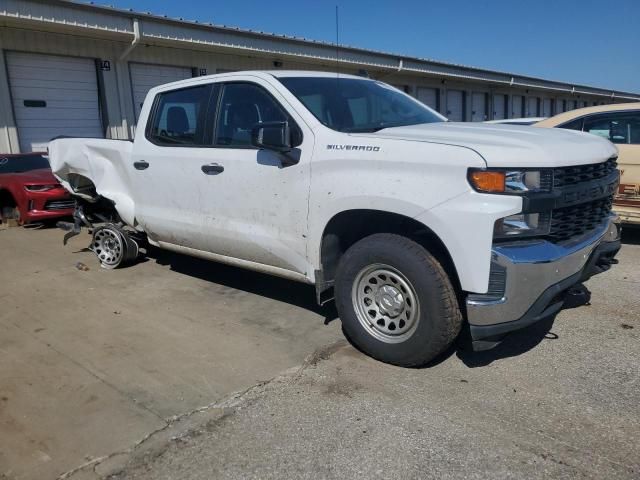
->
[335,233,462,367]
[0,206,21,226]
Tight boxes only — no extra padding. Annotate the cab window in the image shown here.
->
[148,85,211,146]
[214,83,299,147]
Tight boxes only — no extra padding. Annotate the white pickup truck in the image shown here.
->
[49,71,621,366]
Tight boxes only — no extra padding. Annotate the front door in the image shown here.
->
[192,80,312,274]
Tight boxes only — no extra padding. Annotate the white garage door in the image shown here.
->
[416,87,438,111]
[6,52,103,153]
[511,95,524,118]
[446,90,464,121]
[556,99,565,114]
[129,63,193,120]
[471,92,486,122]
[492,94,506,120]
[527,97,539,117]
[542,98,552,117]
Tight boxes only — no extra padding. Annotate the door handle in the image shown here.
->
[201,163,224,175]
[133,161,149,170]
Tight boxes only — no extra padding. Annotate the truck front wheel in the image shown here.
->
[335,233,462,367]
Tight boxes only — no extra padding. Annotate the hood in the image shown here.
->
[9,168,58,184]
[355,122,618,168]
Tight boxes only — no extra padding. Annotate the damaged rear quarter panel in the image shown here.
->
[48,138,137,226]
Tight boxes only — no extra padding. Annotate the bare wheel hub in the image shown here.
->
[92,227,124,268]
[352,264,420,343]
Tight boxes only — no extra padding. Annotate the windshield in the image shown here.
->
[278,77,444,132]
[0,154,50,174]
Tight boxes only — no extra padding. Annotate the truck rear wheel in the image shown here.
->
[91,224,139,269]
[334,233,462,367]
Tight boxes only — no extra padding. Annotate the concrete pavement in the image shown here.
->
[0,225,638,479]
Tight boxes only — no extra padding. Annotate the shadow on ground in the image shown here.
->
[147,246,339,324]
[143,245,588,369]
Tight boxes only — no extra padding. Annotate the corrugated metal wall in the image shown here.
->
[0,25,623,153]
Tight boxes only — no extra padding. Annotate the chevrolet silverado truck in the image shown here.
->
[48,71,621,366]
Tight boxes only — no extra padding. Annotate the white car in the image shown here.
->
[48,71,621,366]
[485,117,547,125]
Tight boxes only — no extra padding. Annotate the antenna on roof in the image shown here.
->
[335,5,340,78]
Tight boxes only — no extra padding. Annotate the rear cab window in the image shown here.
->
[147,85,212,146]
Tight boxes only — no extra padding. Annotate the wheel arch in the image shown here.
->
[316,209,461,304]
[0,188,17,206]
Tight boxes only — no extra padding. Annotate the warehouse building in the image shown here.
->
[1,0,639,153]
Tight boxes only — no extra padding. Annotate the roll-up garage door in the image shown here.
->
[6,52,104,153]
[416,87,438,111]
[492,94,506,120]
[542,99,552,117]
[527,97,539,117]
[471,92,486,122]
[446,90,464,121]
[511,95,524,118]
[129,63,193,120]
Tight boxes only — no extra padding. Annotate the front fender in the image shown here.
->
[414,191,521,293]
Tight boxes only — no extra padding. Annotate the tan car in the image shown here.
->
[536,103,640,225]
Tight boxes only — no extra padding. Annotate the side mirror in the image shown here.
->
[251,121,292,153]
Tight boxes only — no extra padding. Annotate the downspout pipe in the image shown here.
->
[119,18,141,61]
[117,18,140,139]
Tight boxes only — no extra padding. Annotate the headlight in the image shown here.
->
[468,169,551,194]
[494,212,551,239]
[24,184,60,192]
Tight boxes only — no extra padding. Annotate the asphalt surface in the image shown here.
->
[0,224,639,480]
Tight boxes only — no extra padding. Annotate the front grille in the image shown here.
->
[553,157,617,188]
[44,199,76,211]
[549,197,612,242]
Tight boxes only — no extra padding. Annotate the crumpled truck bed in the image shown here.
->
[48,138,137,227]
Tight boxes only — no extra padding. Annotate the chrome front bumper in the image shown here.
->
[466,215,621,347]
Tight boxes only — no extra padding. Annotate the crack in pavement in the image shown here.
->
[56,339,348,480]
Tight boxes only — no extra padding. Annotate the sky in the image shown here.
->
[98,0,640,93]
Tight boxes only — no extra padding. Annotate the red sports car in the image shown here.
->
[0,153,75,225]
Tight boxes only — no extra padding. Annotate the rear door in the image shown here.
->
[130,82,215,249]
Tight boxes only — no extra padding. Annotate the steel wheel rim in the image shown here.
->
[93,228,124,267]
[351,263,420,344]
